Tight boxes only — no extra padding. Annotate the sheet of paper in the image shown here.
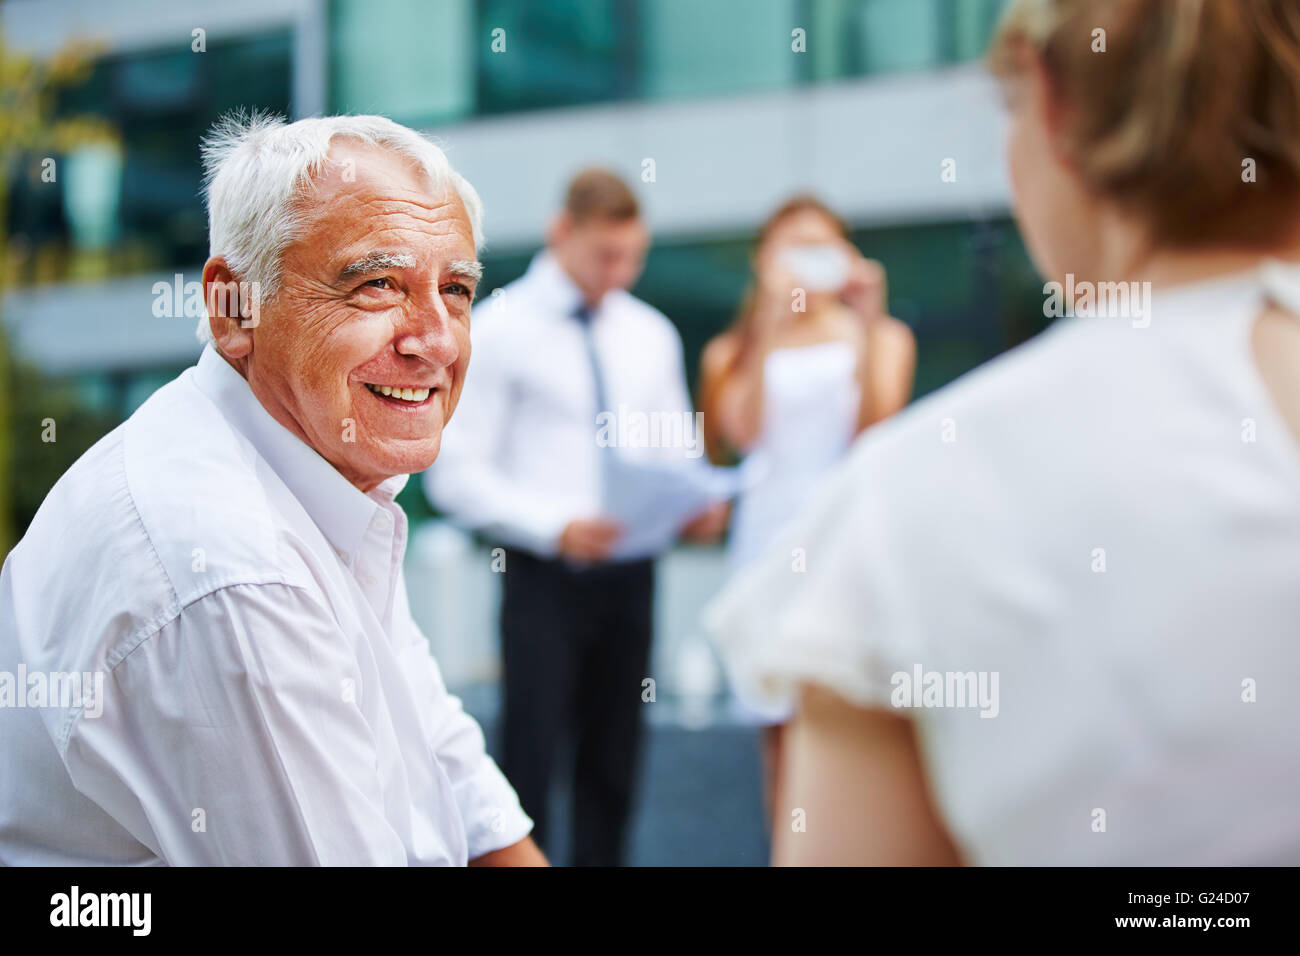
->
[603,455,744,560]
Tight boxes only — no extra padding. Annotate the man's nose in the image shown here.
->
[394,288,460,366]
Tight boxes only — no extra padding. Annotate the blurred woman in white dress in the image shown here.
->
[698,197,915,829]
[706,0,1300,865]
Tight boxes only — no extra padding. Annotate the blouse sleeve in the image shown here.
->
[703,425,926,713]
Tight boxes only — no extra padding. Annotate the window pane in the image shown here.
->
[954,0,1010,60]
[639,0,798,101]
[858,0,943,75]
[14,32,292,287]
[476,0,630,114]
[330,0,475,126]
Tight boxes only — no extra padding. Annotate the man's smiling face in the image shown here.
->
[233,139,479,492]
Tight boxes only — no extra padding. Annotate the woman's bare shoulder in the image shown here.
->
[700,331,740,376]
[874,314,916,349]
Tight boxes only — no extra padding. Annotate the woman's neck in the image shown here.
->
[1094,206,1300,291]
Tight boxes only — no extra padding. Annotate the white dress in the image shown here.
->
[724,341,861,724]
[705,262,1300,864]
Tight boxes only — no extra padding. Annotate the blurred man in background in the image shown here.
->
[427,169,723,866]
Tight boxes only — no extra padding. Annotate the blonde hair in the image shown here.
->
[989,0,1300,248]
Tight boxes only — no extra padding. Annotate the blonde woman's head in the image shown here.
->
[989,0,1300,280]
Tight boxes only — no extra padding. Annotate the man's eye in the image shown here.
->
[442,282,472,298]
[363,277,393,290]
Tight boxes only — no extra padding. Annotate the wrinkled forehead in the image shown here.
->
[288,141,473,256]
[297,138,447,214]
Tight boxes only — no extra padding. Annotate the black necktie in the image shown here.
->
[574,303,614,508]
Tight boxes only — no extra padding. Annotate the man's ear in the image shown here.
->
[546,212,571,249]
[202,256,255,359]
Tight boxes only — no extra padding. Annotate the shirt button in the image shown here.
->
[375,511,393,528]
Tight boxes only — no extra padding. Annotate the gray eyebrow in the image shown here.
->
[449,259,483,281]
[338,251,418,282]
[338,253,482,285]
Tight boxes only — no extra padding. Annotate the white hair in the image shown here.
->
[196,111,485,344]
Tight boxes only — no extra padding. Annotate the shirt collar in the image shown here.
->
[528,249,599,319]
[191,344,409,562]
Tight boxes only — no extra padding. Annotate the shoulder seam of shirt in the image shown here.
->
[115,425,184,622]
[615,289,669,320]
[55,576,303,755]
[621,294,684,348]
[106,375,305,660]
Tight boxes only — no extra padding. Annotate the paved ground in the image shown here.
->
[460,685,772,866]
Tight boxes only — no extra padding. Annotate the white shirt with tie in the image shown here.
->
[0,344,533,865]
[425,250,697,558]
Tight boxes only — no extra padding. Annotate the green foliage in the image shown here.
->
[1,28,115,558]
[0,324,11,557]
[6,355,119,545]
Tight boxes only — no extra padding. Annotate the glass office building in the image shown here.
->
[330,0,1007,122]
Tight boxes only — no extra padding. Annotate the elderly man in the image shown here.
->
[0,113,545,866]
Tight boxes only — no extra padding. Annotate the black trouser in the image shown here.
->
[498,547,655,867]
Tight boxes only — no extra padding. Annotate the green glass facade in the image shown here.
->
[10,32,293,282]
[328,0,1009,120]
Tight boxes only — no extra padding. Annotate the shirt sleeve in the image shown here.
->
[424,309,571,557]
[62,582,412,865]
[391,573,534,859]
[662,319,696,420]
[649,310,702,465]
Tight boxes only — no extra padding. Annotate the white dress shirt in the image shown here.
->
[0,344,533,865]
[426,250,696,558]
[706,262,1300,864]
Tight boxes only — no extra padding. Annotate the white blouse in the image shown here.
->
[725,341,861,726]
[705,262,1300,865]
[727,341,861,572]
